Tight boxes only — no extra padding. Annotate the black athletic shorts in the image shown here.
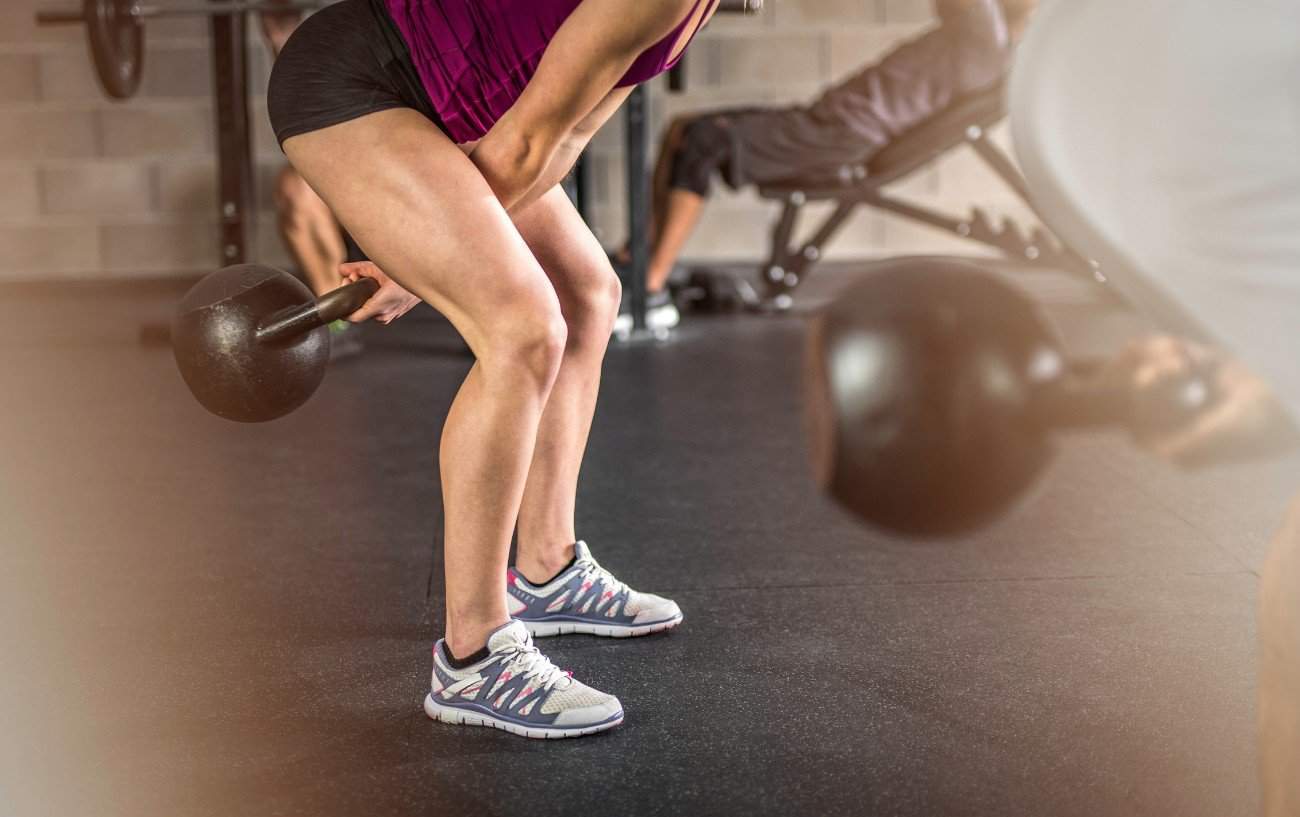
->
[267,0,445,148]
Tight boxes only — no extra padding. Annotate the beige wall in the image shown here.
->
[0,0,1038,282]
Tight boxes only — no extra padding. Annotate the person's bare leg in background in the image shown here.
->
[614,115,706,296]
[276,166,347,296]
[649,119,691,246]
[644,115,705,295]
[645,188,704,295]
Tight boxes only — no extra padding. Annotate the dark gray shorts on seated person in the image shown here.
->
[669,106,884,197]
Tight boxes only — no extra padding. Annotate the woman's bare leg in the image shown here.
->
[1260,490,1300,816]
[509,187,622,581]
[284,109,568,658]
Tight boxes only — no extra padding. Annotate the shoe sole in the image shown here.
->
[522,613,683,639]
[423,694,623,739]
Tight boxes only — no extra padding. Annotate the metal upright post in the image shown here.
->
[565,153,591,224]
[573,153,590,224]
[210,6,257,265]
[625,85,650,334]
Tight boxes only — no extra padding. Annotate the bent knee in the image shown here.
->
[564,267,622,338]
[603,272,623,321]
[663,116,695,151]
[670,115,731,197]
[483,303,569,392]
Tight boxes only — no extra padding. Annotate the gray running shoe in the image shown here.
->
[508,541,684,637]
[424,620,624,739]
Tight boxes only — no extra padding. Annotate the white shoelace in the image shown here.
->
[500,643,572,691]
[577,556,629,599]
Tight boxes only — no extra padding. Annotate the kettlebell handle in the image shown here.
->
[1036,359,1218,436]
[256,278,380,345]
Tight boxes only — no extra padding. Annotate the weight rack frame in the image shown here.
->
[211,4,257,265]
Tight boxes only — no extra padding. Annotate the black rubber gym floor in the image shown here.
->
[3,265,1298,817]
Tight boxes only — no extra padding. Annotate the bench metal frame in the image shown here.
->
[749,86,1104,309]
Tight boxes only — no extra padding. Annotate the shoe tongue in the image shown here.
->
[574,541,593,563]
[487,620,531,653]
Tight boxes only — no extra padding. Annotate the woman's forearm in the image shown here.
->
[492,90,626,214]
[510,139,589,214]
[468,0,691,212]
[473,125,588,215]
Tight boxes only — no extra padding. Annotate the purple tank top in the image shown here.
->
[384,0,707,143]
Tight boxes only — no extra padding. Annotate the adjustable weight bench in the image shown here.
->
[705,83,1100,311]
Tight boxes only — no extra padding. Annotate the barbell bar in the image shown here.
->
[37,0,762,100]
[37,0,321,24]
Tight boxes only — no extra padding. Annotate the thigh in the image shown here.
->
[679,107,829,189]
[730,107,869,186]
[510,186,618,314]
[283,108,559,353]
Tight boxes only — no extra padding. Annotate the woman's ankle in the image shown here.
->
[444,615,511,660]
[514,540,577,586]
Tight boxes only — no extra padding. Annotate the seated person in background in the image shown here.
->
[624,0,1037,329]
[260,3,363,358]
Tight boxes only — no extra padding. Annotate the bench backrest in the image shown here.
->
[865,84,1007,185]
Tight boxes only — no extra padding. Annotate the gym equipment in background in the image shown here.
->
[684,83,1102,314]
[36,0,321,99]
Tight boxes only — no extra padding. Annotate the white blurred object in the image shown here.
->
[1010,0,1300,418]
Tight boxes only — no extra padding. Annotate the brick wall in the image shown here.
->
[0,0,1038,282]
